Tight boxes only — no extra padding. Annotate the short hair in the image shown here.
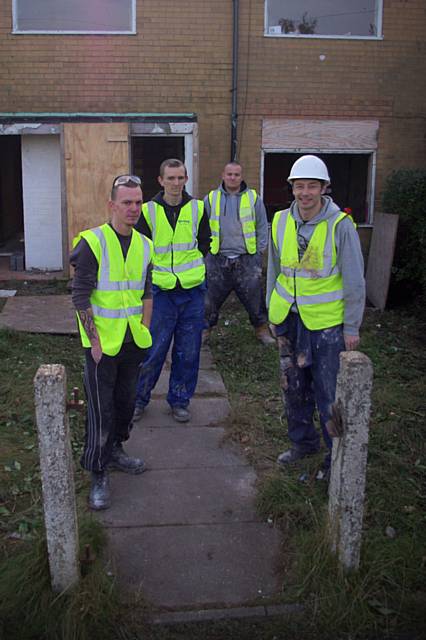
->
[224,161,243,171]
[110,176,141,201]
[159,158,187,178]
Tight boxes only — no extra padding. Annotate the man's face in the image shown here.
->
[292,179,325,219]
[222,164,243,193]
[158,165,187,199]
[109,186,143,228]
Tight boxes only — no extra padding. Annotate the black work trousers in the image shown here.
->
[81,341,146,472]
[205,252,268,328]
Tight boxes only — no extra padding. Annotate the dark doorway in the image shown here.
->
[132,137,185,202]
[0,136,24,269]
[263,152,371,223]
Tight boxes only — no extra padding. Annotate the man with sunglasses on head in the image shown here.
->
[267,155,365,481]
[133,159,211,423]
[70,175,153,510]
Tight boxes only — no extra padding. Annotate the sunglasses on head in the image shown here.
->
[112,175,142,187]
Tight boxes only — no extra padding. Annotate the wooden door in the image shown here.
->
[64,123,129,248]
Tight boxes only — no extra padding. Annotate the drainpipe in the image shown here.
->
[230,0,239,161]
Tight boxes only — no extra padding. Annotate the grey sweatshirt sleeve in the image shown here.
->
[335,218,366,336]
[266,223,281,308]
[255,195,268,254]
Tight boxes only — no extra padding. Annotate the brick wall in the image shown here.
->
[1,0,425,203]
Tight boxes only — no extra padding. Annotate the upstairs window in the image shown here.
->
[13,0,135,34]
[265,0,382,39]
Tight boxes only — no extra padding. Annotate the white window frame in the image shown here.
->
[12,0,136,35]
[264,0,383,40]
[260,149,376,226]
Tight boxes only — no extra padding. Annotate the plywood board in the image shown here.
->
[366,212,399,311]
[262,119,379,150]
[64,123,129,248]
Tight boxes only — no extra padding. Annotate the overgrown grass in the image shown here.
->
[210,298,426,638]
[0,516,133,640]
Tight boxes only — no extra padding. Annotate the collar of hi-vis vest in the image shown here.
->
[209,188,255,222]
[146,200,200,255]
[89,225,149,291]
[276,211,343,279]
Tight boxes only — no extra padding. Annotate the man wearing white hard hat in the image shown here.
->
[266,155,365,479]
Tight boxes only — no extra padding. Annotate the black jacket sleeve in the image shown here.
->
[135,211,152,238]
[197,206,212,257]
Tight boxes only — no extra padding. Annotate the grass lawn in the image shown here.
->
[0,282,425,639]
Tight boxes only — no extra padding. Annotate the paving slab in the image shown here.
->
[0,295,77,334]
[106,522,282,608]
[102,466,258,527]
[148,603,304,624]
[126,426,248,469]
[134,397,231,428]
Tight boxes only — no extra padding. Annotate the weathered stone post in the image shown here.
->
[328,351,373,571]
[34,364,80,593]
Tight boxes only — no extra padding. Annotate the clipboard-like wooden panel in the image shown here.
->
[262,119,379,150]
[366,212,399,311]
[64,123,129,247]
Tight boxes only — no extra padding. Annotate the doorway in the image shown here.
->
[263,152,371,224]
[0,136,24,271]
[132,137,185,202]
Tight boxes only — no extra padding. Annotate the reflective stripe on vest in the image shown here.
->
[208,189,257,255]
[73,223,152,355]
[142,199,205,290]
[268,210,347,330]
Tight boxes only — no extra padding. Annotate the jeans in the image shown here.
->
[135,284,205,409]
[276,313,345,468]
[205,252,268,328]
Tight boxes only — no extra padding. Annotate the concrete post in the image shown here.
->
[328,351,373,571]
[34,364,80,593]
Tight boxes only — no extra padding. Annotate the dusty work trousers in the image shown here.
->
[204,252,268,328]
[135,284,205,410]
[277,313,345,468]
[81,341,146,472]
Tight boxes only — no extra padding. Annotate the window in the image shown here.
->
[265,0,382,39]
[13,0,135,34]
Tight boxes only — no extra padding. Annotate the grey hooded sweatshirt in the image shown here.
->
[203,181,268,258]
[266,196,365,336]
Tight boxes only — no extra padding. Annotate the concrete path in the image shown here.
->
[99,345,283,615]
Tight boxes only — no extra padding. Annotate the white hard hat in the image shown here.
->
[287,155,330,184]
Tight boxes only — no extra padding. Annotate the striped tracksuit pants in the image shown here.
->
[81,341,146,472]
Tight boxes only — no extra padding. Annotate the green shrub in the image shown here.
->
[382,169,426,302]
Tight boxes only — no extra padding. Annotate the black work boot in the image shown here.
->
[108,443,146,474]
[89,471,111,511]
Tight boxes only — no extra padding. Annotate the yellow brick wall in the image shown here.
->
[0,0,425,203]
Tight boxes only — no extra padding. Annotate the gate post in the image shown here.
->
[34,364,80,593]
[328,351,373,571]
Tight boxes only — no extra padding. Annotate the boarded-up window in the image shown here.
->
[265,0,382,38]
[13,0,135,34]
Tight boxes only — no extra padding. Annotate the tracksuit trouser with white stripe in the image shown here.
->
[81,341,146,472]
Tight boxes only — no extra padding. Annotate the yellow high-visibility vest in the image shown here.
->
[73,223,152,355]
[208,189,257,255]
[268,210,349,329]
[141,199,205,289]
